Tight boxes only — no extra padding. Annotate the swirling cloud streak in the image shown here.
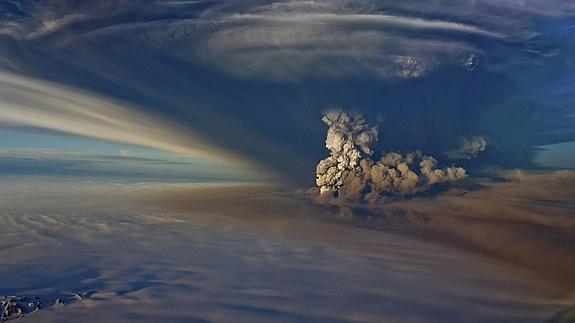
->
[0,70,245,163]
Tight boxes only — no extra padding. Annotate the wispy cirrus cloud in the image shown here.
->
[0,70,249,165]
[193,2,500,80]
[195,14,484,80]
[223,13,503,38]
[186,0,573,80]
[2,0,573,81]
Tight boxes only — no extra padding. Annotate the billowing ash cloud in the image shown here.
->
[447,136,489,160]
[316,109,466,202]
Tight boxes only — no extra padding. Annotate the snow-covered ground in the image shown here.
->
[0,177,573,322]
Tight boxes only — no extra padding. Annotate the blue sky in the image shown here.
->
[0,0,574,183]
[0,128,261,182]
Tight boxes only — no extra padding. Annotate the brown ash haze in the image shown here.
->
[0,0,575,322]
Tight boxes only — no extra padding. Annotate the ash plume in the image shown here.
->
[316,109,466,203]
[447,136,489,160]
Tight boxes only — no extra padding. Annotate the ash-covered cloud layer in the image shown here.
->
[316,109,466,202]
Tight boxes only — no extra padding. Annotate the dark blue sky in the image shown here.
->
[0,0,574,184]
